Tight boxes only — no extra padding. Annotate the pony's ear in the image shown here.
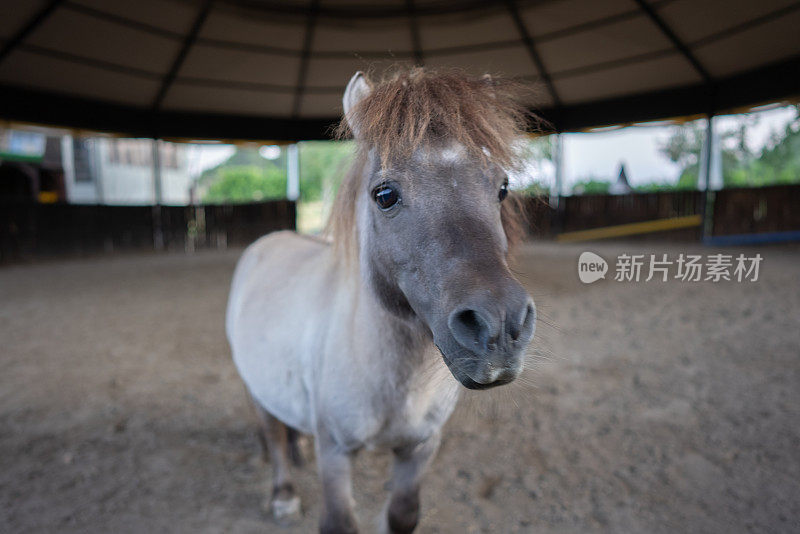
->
[343,71,371,137]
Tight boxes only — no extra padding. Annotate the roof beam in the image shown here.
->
[213,0,508,20]
[0,0,65,65]
[1,53,798,140]
[151,0,213,112]
[291,0,321,118]
[504,0,562,109]
[63,1,181,40]
[632,0,713,84]
[406,0,424,67]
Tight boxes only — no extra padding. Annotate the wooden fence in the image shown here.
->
[559,191,703,232]
[0,200,295,262]
[711,184,800,236]
[522,191,704,240]
[523,184,800,242]
[2,184,798,262]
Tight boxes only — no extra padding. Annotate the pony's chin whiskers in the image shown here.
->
[451,373,539,430]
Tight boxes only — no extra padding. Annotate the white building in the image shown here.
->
[62,137,192,205]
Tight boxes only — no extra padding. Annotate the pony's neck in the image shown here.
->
[350,262,442,385]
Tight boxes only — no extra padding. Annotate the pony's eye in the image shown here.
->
[373,184,400,210]
[498,181,509,202]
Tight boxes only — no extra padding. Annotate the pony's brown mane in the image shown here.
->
[327,68,538,258]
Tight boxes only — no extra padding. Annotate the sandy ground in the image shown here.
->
[1,240,799,533]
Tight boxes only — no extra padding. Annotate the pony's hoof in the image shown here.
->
[271,495,302,525]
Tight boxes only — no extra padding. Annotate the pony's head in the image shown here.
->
[330,68,536,390]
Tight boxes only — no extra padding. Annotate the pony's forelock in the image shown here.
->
[336,67,537,169]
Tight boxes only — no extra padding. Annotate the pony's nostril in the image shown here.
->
[456,310,480,335]
[509,303,535,342]
[524,303,535,328]
[449,309,492,350]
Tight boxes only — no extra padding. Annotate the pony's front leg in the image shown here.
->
[383,433,441,534]
[316,430,359,534]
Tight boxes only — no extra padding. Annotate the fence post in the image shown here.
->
[700,115,715,240]
[90,137,104,205]
[552,133,562,208]
[552,133,565,234]
[151,139,164,250]
[286,143,300,201]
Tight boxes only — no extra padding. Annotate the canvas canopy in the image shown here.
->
[1,0,798,140]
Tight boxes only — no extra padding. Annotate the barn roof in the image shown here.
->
[1,0,799,140]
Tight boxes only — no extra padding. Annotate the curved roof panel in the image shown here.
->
[0,0,798,139]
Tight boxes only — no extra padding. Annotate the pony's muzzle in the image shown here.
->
[446,293,536,389]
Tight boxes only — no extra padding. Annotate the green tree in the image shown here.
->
[521,182,550,196]
[572,177,611,195]
[200,143,357,204]
[203,166,287,203]
[659,107,800,189]
[633,180,695,192]
[527,135,554,162]
[659,120,749,188]
[514,135,555,194]
[659,122,705,188]
[737,107,800,185]
[298,141,355,201]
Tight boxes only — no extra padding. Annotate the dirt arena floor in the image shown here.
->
[1,240,799,533]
